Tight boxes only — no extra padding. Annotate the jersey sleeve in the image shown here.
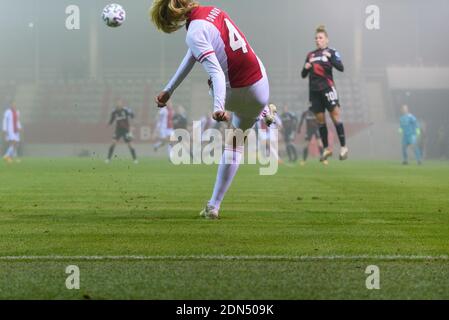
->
[186,20,216,63]
[126,108,135,119]
[301,55,311,79]
[330,49,344,72]
[163,49,197,95]
[201,54,226,113]
[187,21,226,113]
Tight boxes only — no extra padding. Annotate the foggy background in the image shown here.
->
[1,0,448,159]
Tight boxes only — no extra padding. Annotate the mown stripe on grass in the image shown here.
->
[0,255,448,261]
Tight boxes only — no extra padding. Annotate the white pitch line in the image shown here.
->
[0,255,448,261]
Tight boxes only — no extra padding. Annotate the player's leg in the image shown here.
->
[402,137,409,165]
[123,130,138,163]
[202,75,269,219]
[165,129,175,159]
[291,144,298,162]
[310,91,332,161]
[329,106,348,160]
[3,142,13,159]
[285,133,296,163]
[153,139,165,151]
[3,140,15,163]
[126,141,138,163]
[302,138,310,165]
[315,112,332,161]
[106,139,118,163]
[12,140,19,161]
[287,143,297,163]
[153,126,167,152]
[202,127,245,219]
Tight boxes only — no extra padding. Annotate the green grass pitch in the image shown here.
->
[0,157,448,299]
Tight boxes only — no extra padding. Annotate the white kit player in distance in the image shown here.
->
[151,0,275,219]
[2,101,22,163]
[153,102,175,157]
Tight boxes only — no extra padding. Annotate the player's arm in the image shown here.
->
[413,116,422,136]
[301,55,312,78]
[108,111,115,126]
[2,112,8,134]
[156,50,197,108]
[293,114,299,132]
[127,108,135,120]
[186,22,228,122]
[16,111,22,132]
[200,54,227,121]
[329,49,344,72]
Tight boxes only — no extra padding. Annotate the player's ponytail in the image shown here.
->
[150,0,199,33]
[316,25,328,37]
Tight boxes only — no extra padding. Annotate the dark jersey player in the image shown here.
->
[298,109,324,165]
[301,25,348,162]
[280,106,298,162]
[106,99,138,164]
[173,105,188,130]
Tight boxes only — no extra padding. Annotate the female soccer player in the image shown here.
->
[150,0,273,219]
[301,25,348,161]
[2,101,22,163]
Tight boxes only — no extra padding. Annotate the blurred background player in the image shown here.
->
[173,105,192,157]
[2,101,22,163]
[280,105,298,163]
[152,101,175,157]
[399,104,422,165]
[173,105,188,131]
[301,25,348,162]
[151,0,274,219]
[298,108,324,165]
[106,98,138,164]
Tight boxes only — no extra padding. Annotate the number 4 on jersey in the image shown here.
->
[225,18,248,54]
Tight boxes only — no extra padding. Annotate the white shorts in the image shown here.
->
[159,128,174,139]
[5,131,20,142]
[226,60,270,131]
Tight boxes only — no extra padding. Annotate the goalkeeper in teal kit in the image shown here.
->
[399,105,422,165]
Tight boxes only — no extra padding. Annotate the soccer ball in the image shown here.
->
[102,4,126,28]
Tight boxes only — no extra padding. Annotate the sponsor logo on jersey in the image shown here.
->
[310,56,328,63]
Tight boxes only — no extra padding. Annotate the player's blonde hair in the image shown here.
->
[150,0,200,33]
[316,25,328,38]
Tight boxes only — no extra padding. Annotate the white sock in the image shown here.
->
[209,145,243,210]
[5,146,14,158]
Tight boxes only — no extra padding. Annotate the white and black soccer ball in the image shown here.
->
[102,4,126,28]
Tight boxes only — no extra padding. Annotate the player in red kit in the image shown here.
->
[151,0,275,219]
[301,25,348,162]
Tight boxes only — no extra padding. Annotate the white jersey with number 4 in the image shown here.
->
[164,6,268,121]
